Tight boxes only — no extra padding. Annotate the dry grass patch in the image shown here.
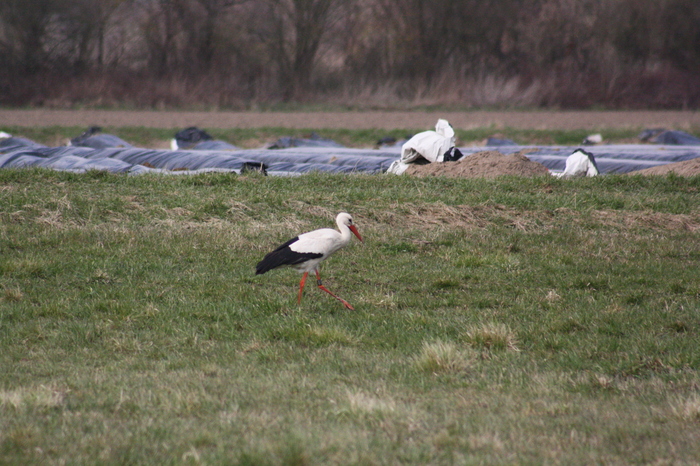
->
[670,394,700,422]
[287,201,335,221]
[372,202,490,230]
[367,202,548,232]
[2,286,23,302]
[0,385,67,411]
[414,340,474,374]
[337,390,398,420]
[463,322,520,352]
[592,210,700,232]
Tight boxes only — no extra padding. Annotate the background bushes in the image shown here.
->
[1,0,698,109]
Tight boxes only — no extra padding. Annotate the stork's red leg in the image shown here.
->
[315,270,355,310]
[298,271,309,304]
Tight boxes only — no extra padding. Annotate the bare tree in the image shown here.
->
[169,0,241,73]
[660,0,700,73]
[0,0,62,72]
[137,0,184,75]
[374,0,459,82]
[1,0,700,108]
[57,0,131,71]
[258,0,346,100]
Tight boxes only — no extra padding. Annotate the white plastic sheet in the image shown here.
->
[387,119,456,175]
[553,149,600,178]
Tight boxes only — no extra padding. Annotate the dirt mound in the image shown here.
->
[405,150,550,178]
[628,157,700,176]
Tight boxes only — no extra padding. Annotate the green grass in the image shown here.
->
[2,125,679,149]
[1,169,699,464]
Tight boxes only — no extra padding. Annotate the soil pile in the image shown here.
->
[405,150,550,178]
[628,158,700,176]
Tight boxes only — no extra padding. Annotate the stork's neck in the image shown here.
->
[336,221,352,246]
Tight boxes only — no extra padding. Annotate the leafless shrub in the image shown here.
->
[1,0,698,108]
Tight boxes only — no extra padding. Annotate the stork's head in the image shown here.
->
[337,212,363,243]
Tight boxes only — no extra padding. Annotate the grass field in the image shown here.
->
[1,163,700,464]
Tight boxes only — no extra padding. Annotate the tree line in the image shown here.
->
[1,0,699,109]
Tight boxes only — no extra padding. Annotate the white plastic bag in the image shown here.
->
[554,149,599,178]
[387,119,456,174]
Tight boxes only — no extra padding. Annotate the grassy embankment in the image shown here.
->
[1,165,699,464]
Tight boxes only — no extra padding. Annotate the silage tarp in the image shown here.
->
[638,129,700,146]
[71,133,133,149]
[0,137,46,152]
[0,137,400,175]
[78,147,389,173]
[457,144,700,174]
[3,134,700,176]
[222,148,399,173]
[188,140,239,150]
[0,150,146,173]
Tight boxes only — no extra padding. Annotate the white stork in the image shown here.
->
[255,212,363,310]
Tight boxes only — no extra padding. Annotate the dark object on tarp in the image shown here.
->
[171,127,239,150]
[174,127,214,150]
[70,127,133,149]
[267,132,344,149]
[639,128,700,145]
[377,136,396,146]
[377,135,412,148]
[240,162,268,175]
[651,130,700,146]
[70,126,102,145]
[443,147,464,162]
[638,128,666,142]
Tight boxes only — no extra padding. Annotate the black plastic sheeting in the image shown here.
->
[70,127,134,149]
[458,144,700,174]
[638,129,700,145]
[72,133,134,149]
[0,136,399,176]
[188,140,239,150]
[3,134,700,176]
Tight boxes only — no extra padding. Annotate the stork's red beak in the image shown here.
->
[349,225,363,243]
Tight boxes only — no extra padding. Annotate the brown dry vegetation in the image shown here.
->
[1,0,700,109]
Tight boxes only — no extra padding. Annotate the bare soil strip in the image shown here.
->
[1,110,699,130]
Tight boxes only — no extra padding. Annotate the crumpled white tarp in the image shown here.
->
[553,149,600,178]
[387,119,456,175]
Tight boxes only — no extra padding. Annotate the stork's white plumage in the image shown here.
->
[255,212,363,310]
